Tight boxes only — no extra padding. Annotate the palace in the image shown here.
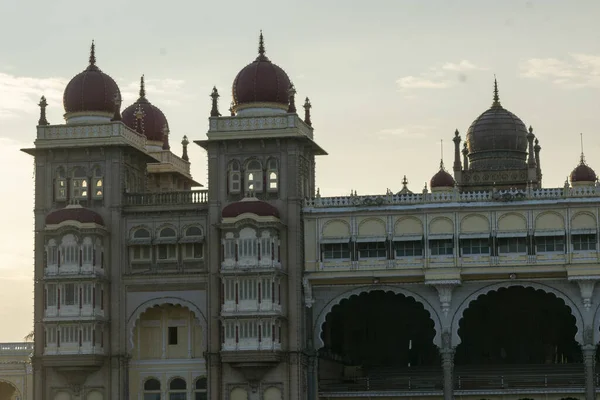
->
[20,33,600,400]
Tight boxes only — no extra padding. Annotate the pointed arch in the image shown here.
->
[313,285,442,349]
[127,297,207,351]
[451,281,583,347]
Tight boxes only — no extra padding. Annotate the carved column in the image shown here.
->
[582,344,596,400]
[440,346,455,400]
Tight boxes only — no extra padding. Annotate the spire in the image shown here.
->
[38,96,49,126]
[89,40,96,66]
[402,175,408,187]
[303,97,312,127]
[439,139,445,170]
[256,30,269,61]
[259,30,265,56]
[139,75,146,99]
[210,86,221,117]
[181,135,189,162]
[580,133,586,164]
[287,84,297,113]
[111,92,122,122]
[492,75,501,108]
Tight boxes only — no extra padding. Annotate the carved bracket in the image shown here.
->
[427,280,461,317]
[302,277,314,308]
[570,278,597,311]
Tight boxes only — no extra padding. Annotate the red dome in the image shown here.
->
[63,42,121,115]
[222,198,280,219]
[122,76,169,143]
[46,205,104,226]
[430,164,456,188]
[232,33,291,107]
[571,159,597,183]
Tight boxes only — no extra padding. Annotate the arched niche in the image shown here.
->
[127,297,207,351]
[357,218,386,237]
[497,212,527,232]
[460,214,490,233]
[314,285,442,349]
[0,380,19,400]
[535,211,565,231]
[263,387,282,400]
[451,281,583,348]
[322,219,351,238]
[429,217,453,235]
[571,212,597,230]
[394,216,423,236]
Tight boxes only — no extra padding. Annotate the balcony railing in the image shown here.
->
[123,189,208,207]
[0,342,34,355]
[305,186,600,209]
[319,364,589,395]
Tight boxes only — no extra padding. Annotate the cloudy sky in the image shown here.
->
[0,0,599,341]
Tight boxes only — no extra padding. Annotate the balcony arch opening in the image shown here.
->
[0,380,19,400]
[318,290,440,392]
[454,286,583,390]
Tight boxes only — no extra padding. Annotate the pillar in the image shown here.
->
[440,348,454,400]
[582,344,596,400]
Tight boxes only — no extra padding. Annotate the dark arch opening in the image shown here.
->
[318,290,440,391]
[455,286,580,365]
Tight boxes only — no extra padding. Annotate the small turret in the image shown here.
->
[181,135,189,161]
[287,84,297,113]
[38,96,49,126]
[303,97,312,127]
[210,87,221,117]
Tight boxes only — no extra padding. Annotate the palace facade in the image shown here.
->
[22,34,600,400]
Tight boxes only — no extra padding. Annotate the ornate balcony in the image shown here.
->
[123,189,208,208]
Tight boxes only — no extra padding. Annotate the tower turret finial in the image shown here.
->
[439,139,445,169]
[259,30,265,56]
[181,135,189,162]
[580,133,586,164]
[492,75,501,108]
[89,40,96,66]
[303,97,312,127]
[38,96,49,126]
[287,84,297,113]
[139,75,146,98]
[210,86,221,117]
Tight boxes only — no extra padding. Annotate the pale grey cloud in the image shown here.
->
[397,60,487,90]
[520,53,600,88]
[120,77,188,107]
[0,72,67,120]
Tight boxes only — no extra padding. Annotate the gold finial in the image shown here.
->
[89,40,96,66]
[580,133,586,164]
[139,75,146,98]
[492,75,501,107]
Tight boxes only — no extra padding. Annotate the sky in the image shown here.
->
[0,0,599,341]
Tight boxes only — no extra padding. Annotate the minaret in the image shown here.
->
[534,138,542,186]
[210,87,221,117]
[303,97,312,127]
[462,142,469,170]
[527,126,538,183]
[38,96,49,126]
[492,76,501,108]
[162,124,170,150]
[181,135,189,161]
[111,92,122,122]
[287,84,297,113]
[452,129,462,185]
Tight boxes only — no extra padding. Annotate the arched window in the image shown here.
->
[60,234,78,266]
[182,226,203,260]
[169,378,187,400]
[71,167,88,200]
[143,378,161,400]
[245,160,263,193]
[228,160,241,194]
[238,228,258,260]
[82,237,93,265]
[92,166,104,199]
[131,228,151,262]
[223,232,236,261]
[194,377,207,400]
[267,159,278,192]
[46,239,58,267]
[55,167,67,201]
[157,227,177,261]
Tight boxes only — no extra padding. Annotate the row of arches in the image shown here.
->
[322,211,598,238]
[227,158,279,194]
[143,377,206,400]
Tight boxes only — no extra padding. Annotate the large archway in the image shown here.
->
[318,290,441,392]
[0,380,19,400]
[454,286,584,390]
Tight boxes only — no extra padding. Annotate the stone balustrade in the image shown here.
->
[123,189,208,207]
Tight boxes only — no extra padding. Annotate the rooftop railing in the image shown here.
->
[305,185,600,208]
[0,342,34,355]
[123,189,208,207]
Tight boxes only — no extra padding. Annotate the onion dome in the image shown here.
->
[465,79,528,171]
[122,75,169,144]
[231,31,291,113]
[222,197,280,219]
[430,161,455,191]
[570,153,597,185]
[45,204,104,226]
[63,41,121,123]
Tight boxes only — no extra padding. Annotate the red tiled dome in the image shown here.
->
[45,205,104,226]
[122,76,169,143]
[232,33,291,108]
[571,160,597,183]
[222,198,280,219]
[430,166,455,188]
[63,42,121,115]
